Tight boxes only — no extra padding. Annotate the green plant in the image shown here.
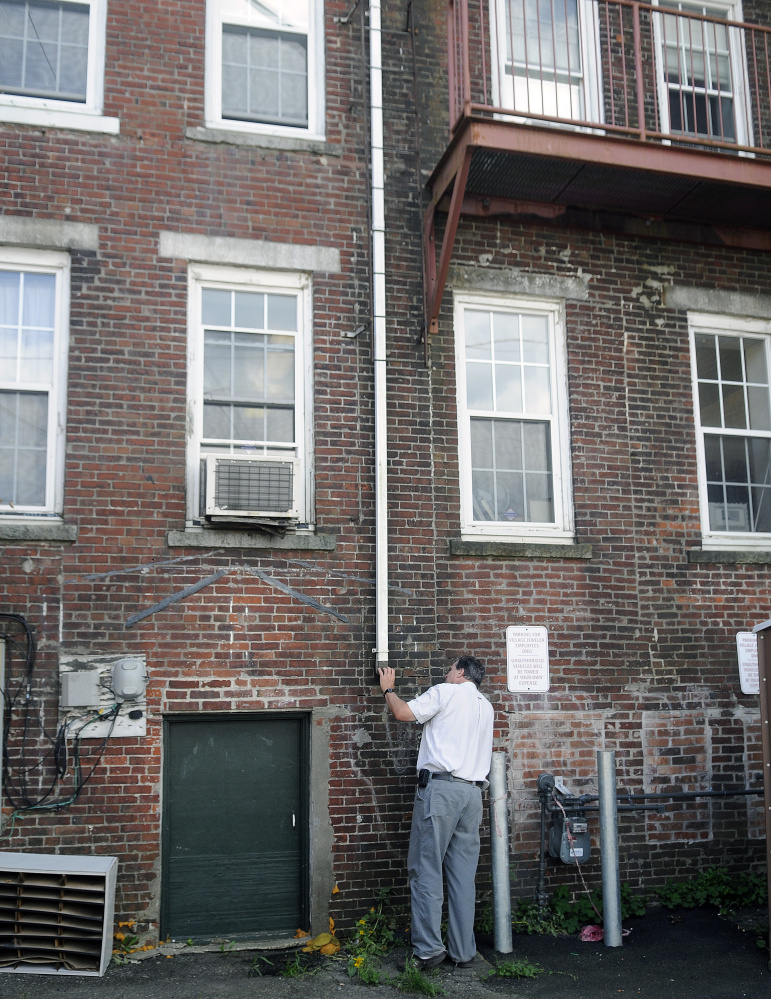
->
[346,889,401,984]
[513,883,646,936]
[395,957,446,996]
[657,867,767,915]
[485,957,544,979]
[218,939,235,954]
[250,955,275,976]
[280,952,322,977]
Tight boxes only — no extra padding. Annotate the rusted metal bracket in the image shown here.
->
[423,145,473,336]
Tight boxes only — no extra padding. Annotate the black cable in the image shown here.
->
[0,613,123,816]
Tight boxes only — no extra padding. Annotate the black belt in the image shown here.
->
[429,772,485,789]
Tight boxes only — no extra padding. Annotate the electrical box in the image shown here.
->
[548,810,591,865]
[60,671,100,708]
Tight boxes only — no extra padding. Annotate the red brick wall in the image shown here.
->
[0,0,767,947]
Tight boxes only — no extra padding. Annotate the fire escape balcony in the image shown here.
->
[425,0,771,332]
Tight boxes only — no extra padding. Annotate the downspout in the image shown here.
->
[369,0,389,671]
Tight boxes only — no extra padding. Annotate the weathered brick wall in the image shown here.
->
[0,0,768,949]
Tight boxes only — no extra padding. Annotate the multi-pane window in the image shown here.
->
[691,316,771,538]
[658,1,737,141]
[201,287,297,455]
[504,0,584,119]
[455,295,572,540]
[207,0,323,134]
[188,266,311,525]
[0,251,69,515]
[0,0,90,102]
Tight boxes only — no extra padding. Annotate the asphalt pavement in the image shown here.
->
[0,906,767,999]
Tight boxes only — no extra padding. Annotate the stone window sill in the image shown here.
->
[687,548,771,565]
[450,539,592,559]
[167,529,336,551]
[0,521,78,543]
[185,126,335,156]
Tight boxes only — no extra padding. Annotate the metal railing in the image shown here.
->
[448,0,771,156]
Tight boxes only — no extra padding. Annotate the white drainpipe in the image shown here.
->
[369,0,389,669]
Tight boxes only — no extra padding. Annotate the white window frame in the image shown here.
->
[689,311,771,549]
[454,291,574,543]
[0,247,70,518]
[204,0,325,140]
[186,263,314,527]
[652,0,751,147]
[489,0,603,127]
[0,0,118,133]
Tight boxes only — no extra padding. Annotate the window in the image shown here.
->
[491,0,601,124]
[690,313,771,546]
[0,0,115,132]
[205,0,324,137]
[0,249,70,516]
[653,0,748,145]
[187,265,313,526]
[455,294,573,542]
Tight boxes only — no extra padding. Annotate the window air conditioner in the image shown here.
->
[204,455,299,520]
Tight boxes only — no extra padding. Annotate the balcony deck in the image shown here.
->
[425,0,771,332]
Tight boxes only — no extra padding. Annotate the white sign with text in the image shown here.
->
[736,631,759,695]
[506,626,550,692]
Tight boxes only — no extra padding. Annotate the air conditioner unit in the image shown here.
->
[0,852,118,977]
[204,455,299,520]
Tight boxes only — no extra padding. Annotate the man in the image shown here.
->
[378,656,494,970]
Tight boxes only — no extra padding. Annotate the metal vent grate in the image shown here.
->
[0,853,117,977]
[215,459,294,514]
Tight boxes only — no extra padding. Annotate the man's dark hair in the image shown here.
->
[455,655,485,688]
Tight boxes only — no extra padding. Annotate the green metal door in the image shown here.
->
[162,714,309,941]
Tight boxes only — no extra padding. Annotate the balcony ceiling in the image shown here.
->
[432,117,771,233]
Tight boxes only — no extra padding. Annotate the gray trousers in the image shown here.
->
[407,779,483,963]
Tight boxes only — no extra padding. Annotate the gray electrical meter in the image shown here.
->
[548,810,591,865]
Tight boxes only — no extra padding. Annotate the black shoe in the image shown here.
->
[410,951,446,971]
[449,955,476,969]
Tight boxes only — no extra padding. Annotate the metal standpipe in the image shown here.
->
[488,752,513,953]
[597,750,623,947]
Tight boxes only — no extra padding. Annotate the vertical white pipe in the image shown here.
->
[489,753,513,953]
[370,0,388,667]
[598,750,622,947]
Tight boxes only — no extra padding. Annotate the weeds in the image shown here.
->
[249,955,275,976]
[504,883,646,936]
[657,867,767,915]
[395,957,446,995]
[485,957,544,979]
[346,889,401,984]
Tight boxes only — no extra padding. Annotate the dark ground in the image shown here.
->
[0,907,767,999]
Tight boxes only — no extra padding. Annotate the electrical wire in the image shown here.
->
[0,613,123,829]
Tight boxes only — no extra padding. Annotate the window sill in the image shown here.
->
[0,520,78,542]
[0,105,120,134]
[167,528,336,551]
[687,548,771,565]
[186,126,334,156]
[450,539,592,559]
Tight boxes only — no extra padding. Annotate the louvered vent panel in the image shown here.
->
[205,456,298,518]
[0,854,117,977]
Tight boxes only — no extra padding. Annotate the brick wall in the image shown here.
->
[0,0,767,948]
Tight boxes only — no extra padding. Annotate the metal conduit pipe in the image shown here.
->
[369,0,389,670]
[488,753,513,953]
